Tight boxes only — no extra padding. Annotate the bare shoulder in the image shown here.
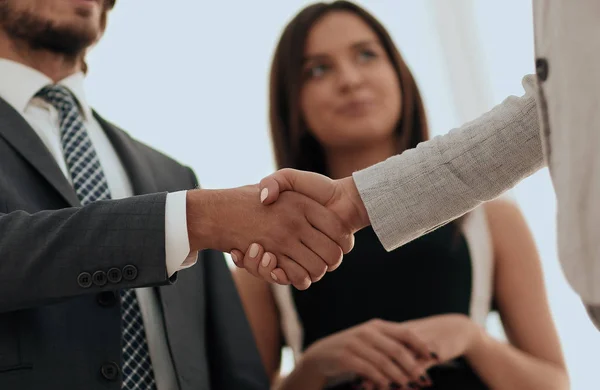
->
[483,198,539,270]
[483,197,527,233]
[483,198,535,258]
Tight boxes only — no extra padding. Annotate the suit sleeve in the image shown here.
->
[353,74,545,251]
[0,192,173,313]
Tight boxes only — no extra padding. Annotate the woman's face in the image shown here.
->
[300,11,402,149]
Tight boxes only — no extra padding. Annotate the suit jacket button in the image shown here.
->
[536,58,549,81]
[77,272,92,288]
[100,361,120,381]
[122,265,138,281]
[107,267,122,283]
[92,270,107,286]
[96,291,118,307]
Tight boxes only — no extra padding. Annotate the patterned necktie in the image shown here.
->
[35,85,157,390]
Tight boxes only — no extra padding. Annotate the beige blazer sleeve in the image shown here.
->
[353,75,545,251]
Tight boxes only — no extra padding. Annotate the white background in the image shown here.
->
[86,1,600,388]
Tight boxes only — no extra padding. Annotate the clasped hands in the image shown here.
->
[185,168,368,290]
[230,168,369,290]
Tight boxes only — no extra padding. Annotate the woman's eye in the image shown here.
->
[306,64,329,79]
[358,49,377,62]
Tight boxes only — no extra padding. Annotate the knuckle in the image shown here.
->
[391,344,406,357]
[297,278,311,290]
[271,230,288,247]
[335,218,351,239]
[356,363,371,377]
[374,354,388,368]
[356,328,371,340]
[286,217,303,235]
[333,350,347,365]
[349,360,366,376]
[342,233,354,252]
[311,263,327,281]
[410,367,423,379]
[381,359,397,373]
[290,271,311,290]
[368,318,383,327]
[289,272,306,286]
[330,219,346,242]
[396,346,412,363]
[326,244,343,266]
[346,339,362,352]
[402,328,416,339]
[284,265,305,283]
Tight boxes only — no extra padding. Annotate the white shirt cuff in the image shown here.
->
[165,190,198,277]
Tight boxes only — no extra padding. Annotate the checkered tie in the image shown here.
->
[35,85,157,390]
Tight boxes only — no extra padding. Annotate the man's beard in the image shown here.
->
[0,2,99,58]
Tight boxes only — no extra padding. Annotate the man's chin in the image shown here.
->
[0,3,101,57]
[15,19,99,56]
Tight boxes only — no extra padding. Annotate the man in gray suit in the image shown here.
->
[250,2,600,330]
[0,0,353,389]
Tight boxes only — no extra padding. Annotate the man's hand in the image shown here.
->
[185,185,354,290]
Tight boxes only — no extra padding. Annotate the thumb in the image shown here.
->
[259,168,335,206]
[258,174,281,205]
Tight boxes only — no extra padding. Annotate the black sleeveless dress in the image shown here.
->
[285,219,491,389]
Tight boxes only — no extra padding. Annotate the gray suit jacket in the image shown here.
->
[0,98,268,389]
[353,0,600,329]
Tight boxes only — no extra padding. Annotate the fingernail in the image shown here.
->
[261,253,271,267]
[230,252,238,264]
[249,243,259,258]
[260,188,268,203]
[270,271,278,282]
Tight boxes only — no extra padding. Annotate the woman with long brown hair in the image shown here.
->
[232,2,568,389]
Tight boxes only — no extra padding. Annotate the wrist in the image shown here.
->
[465,322,489,361]
[186,189,222,252]
[339,176,370,232]
[297,348,327,385]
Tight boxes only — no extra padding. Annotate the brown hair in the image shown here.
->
[268,0,466,233]
[268,0,428,174]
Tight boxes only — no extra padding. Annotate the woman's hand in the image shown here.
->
[401,314,485,364]
[300,319,437,389]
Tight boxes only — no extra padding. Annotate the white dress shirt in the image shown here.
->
[0,59,196,390]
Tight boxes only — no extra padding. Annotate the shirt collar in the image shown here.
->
[0,58,92,120]
[60,71,92,120]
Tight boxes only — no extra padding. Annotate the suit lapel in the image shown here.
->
[0,97,80,206]
[93,111,158,196]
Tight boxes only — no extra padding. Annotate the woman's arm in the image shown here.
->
[233,267,328,390]
[232,267,283,384]
[272,359,329,390]
[464,199,569,389]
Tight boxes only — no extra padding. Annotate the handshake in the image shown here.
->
[186,169,371,289]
